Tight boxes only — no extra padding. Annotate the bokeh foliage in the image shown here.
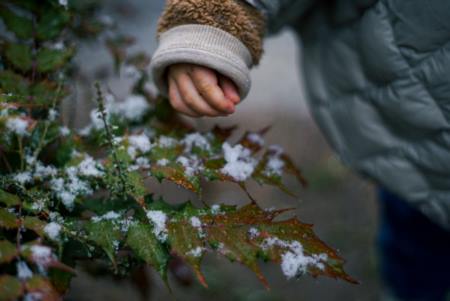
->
[0,1,355,299]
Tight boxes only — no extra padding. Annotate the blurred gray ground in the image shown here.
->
[65,0,381,300]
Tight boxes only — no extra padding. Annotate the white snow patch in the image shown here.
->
[182,133,210,151]
[48,109,58,121]
[112,95,150,122]
[248,227,260,239]
[33,162,58,179]
[176,155,202,177]
[186,247,204,258]
[190,216,202,228]
[247,133,265,146]
[128,157,151,171]
[92,211,121,222]
[264,156,285,176]
[210,204,222,215]
[60,126,70,136]
[128,134,152,153]
[78,156,103,177]
[158,136,177,148]
[59,0,68,8]
[30,245,53,266]
[123,65,140,81]
[146,210,168,242]
[268,144,284,156]
[220,143,257,182]
[157,158,169,167]
[44,222,62,240]
[6,117,29,136]
[14,172,32,185]
[59,191,76,209]
[260,237,328,279]
[17,261,33,280]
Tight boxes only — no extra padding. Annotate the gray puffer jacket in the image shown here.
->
[151,0,450,230]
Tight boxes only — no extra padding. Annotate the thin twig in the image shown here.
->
[95,82,128,197]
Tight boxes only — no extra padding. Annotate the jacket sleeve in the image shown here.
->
[245,0,315,33]
[150,0,266,99]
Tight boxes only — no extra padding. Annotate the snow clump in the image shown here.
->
[182,133,211,152]
[44,222,62,240]
[220,143,258,182]
[17,261,33,280]
[261,237,328,279]
[146,210,168,242]
[6,117,29,136]
[186,247,204,258]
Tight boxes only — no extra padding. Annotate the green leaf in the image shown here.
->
[36,47,75,73]
[0,189,21,207]
[48,269,73,295]
[30,79,65,105]
[167,203,357,288]
[0,4,34,39]
[23,216,46,236]
[126,223,170,280]
[150,164,201,193]
[36,8,71,41]
[4,43,33,72]
[0,240,18,264]
[85,220,122,264]
[0,208,18,229]
[0,275,23,301]
[0,70,29,97]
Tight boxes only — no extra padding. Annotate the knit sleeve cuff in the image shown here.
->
[150,24,253,99]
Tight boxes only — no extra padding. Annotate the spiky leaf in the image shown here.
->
[23,216,46,236]
[0,4,34,39]
[36,47,75,73]
[126,223,170,280]
[0,208,18,229]
[84,220,122,264]
[0,189,20,207]
[4,43,33,72]
[167,203,356,288]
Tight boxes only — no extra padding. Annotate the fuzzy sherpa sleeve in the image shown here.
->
[150,0,266,99]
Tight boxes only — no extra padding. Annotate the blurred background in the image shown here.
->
[64,0,380,300]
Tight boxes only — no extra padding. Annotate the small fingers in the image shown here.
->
[173,71,224,117]
[219,76,241,104]
[190,66,235,114]
[168,77,201,117]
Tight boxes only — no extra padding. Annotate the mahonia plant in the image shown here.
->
[0,0,357,299]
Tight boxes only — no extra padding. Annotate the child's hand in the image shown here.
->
[167,63,241,117]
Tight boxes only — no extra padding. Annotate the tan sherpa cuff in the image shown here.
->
[150,24,253,99]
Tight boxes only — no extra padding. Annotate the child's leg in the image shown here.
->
[378,188,450,301]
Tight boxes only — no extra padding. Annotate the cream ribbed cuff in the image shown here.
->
[150,24,253,99]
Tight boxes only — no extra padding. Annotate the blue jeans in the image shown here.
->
[378,189,450,300]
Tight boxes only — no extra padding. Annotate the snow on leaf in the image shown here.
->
[166,203,356,288]
[150,164,201,193]
[21,244,75,274]
[84,220,122,265]
[126,223,170,280]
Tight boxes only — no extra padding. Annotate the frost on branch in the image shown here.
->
[0,0,356,298]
